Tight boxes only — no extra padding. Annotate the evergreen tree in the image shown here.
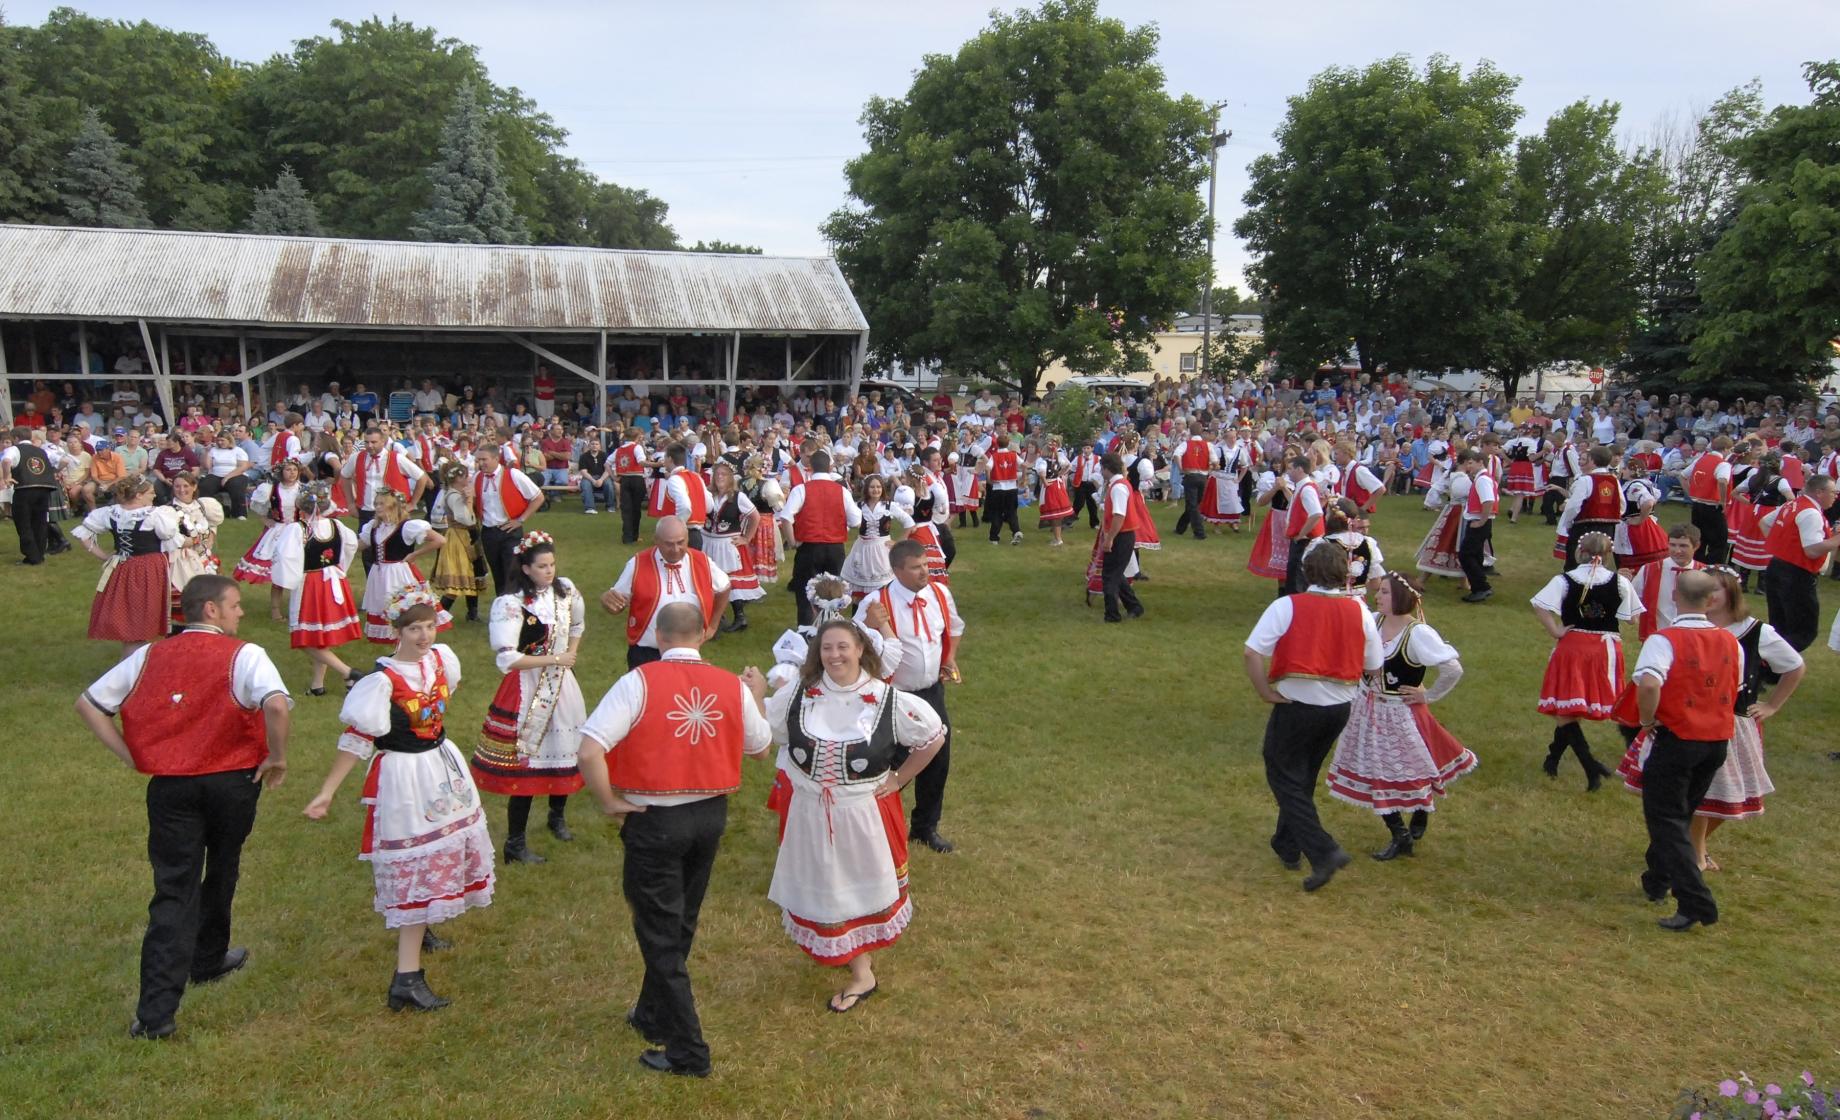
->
[246,167,324,236]
[59,106,150,228]
[410,84,527,244]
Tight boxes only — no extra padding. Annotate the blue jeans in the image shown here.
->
[541,468,570,488]
[579,477,615,511]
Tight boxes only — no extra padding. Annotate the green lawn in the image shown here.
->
[1,498,1834,1119]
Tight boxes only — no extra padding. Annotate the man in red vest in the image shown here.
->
[1632,570,1741,931]
[602,516,731,669]
[663,444,711,552]
[1759,474,1840,651]
[472,443,546,595]
[777,449,861,625]
[984,434,1024,544]
[340,426,427,536]
[1281,455,1326,594]
[1243,545,1382,892]
[74,574,292,1039]
[1455,449,1498,602]
[1172,420,1217,540]
[1685,436,1734,565]
[1630,525,1704,639]
[1097,453,1145,622]
[1556,444,1624,569]
[1069,439,1102,528]
[577,602,772,1077]
[610,425,649,544]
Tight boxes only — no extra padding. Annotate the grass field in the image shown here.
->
[1,496,1835,1119]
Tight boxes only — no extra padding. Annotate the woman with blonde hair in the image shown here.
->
[357,489,451,643]
[70,474,180,654]
[1530,531,1641,790]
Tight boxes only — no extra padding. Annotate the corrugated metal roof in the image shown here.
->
[0,225,868,334]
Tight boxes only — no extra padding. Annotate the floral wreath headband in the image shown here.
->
[514,529,554,558]
[386,585,440,624]
[805,573,854,621]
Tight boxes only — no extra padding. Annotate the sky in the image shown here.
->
[12,0,1837,292]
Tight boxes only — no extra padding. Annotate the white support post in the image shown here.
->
[597,329,608,422]
[78,322,90,380]
[0,321,13,425]
[850,330,868,399]
[139,319,174,426]
[726,331,740,421]
[160,331,175,418]
[661,338,670,382]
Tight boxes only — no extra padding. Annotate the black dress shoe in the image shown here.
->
[1126,604,1145,619]
[503,836,546,864]
[1658,913,1711,932]
[191,947,249,985]
[1371,835,1414,861]
[387,969,450,1011]
[638,1049,710,1078]
[1103,615,1123,624]
[916,831,956,854]
[1541,752,1561,779]
[1643,888,1670,904]
[129,1017,176,1040]
[547,812,575,842]
[421,928,452,952]
[1461,589,1493,603]
[1277,854,1302,871]
[1302,848,1353,892]
[626,1005,667,1046]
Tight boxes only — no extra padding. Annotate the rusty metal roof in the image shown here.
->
[0,225,868,334]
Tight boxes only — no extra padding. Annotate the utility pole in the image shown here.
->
[1199,102,1230,382]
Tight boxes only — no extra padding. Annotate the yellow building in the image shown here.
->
[1040,313,1263,388]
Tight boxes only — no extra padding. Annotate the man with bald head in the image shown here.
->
[601,516,731,669]
[1631,569,1741,932]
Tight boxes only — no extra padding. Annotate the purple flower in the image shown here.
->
[1765,1101,1781,1118]
[1806,1073,1818,1087]
[1723,1081,1744,1098]
[1748,1090,1763,1105]
[1770,1085,1784,1096]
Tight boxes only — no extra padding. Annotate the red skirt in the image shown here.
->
[1415,506,1464,578]
[1537,630,1624,720]
[1200,475,1242,524]
[752,514,781,583]
[88,554,171,642]
[291,573,364,649]
[1619,517,1668,569]
[232,531,275,585]
[1037,479,1074,527]
[470,673,586,797]
[1728,496,1770,570]
[1129,490,1160,549]
[1503,460,1544,497]
[1246,511,1287,581]
[910,522,949,584]
[1412,461,1437,491]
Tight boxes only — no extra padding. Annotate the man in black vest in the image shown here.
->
[4,426,64,565]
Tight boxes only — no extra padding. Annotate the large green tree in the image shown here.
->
[410,84,528,244]
[1482,100,1657,396]
[823,0,1212,400]
[1236,55,1521,379]
[245,166,323,236]
[59,106,150,227]
[1689,62,1840,396]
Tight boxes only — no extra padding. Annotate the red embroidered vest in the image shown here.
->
[605,659,745,796]
[626,548,718,645]
[1653,626,1739,741]
[1268,594,1365,684]
[475,467,532,523]
[792,478,848,543]
[1578,473,1622,521]
[118,632,267,775]
[1765,495,1828,572]
[1687,453,1726,503]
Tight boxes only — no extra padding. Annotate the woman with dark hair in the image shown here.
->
[234,458,307,620]
[430,460,487,623]
[166,472,224,632]
[764,617,945,1012]
[270,484,364,695]
[305,587,494,1012]
[702,460,764,631]
[357,489,450,644]
[471,531,587,865]
[1531,531,1642,790]
[1325,572,1476,860]
[841,474,912,597]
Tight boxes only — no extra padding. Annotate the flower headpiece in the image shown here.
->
[385,585,440,624]
[805,573,853,623]
[513,529,554,557]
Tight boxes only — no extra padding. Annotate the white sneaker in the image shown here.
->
[584,508,598,515]
[1012,532,1022,545]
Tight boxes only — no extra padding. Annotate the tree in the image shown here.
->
[1199,324,1266,380]
[246,166,323,236]
[0,15,59,222]
[1236,55,1521,380]
[1482,100,1655,397]
[1043,383,1099,445]
[410,84,528,244]
[59,106,150,227]
[823,0,1212,400]
[685,239,763,254]
[1689,62,1840,396]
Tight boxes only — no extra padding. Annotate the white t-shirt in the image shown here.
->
[205,446,248,479]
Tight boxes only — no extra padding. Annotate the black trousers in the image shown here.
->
[1764,560,1820,651]
[1565,520,1618,569]
[936,522,956,569]
[1639,730,1728,923]
[907,680,951,837]
[1458,519,1493,592]
[1239,471,1256,514]
[480,525,519,596]
[788,541,846,625]
[1262,700,1351,870]
[1541,481,1567,524]
[686,528,704,553]
[1174,472,1208,538]
[621,796,728,1072]
[626,643,662,670]
[618,476,647,543]
[1101,530,1141,621]
[11,485,52,563]
[1283,538,1309,594]
[985,489,1020,540]
[1072,482,1099,527]
[139,769,262,1028]
[1691,501,1728,566]
[199,474,250,519]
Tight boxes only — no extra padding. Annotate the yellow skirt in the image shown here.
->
[431,525,486,597]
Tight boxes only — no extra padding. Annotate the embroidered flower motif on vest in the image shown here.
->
[667,687,723,745]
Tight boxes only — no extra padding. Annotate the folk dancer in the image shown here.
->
[613,428,650,545]
[919,446,957,567]
[1325,572,1476,860]
[1246,461,1292,588]
[430,461,487,623]
[304,587,493,1009]
[1629,525,1705,639]
[1532,532,1641,790]
[1034,448,1075,546]
[75,574,291,1040]
[741,454,785,585]
[1728,453,1793,593]
[841,474,914,598]
[601,516,729,669]
[1554,445,1624,569]
[857,539,966,854]
[1280,455,1326,595]
[1455,449,1497,602]
[472,443,545,596]
[4,424,69,564]
[663,444,711,552]
[340,426,427,542]
[1172,421,1215,540]
[1614,463,1669,571]
[702,461,763,633]
[1090,454,1145,622]
[269,485,366,696]
[232,458,306,620]
[983,435,1023,544]
[1243,545,1383,892]
[166,473,225,633]
[1306,500,1385,595]
[1684,436,1734,565]
[779,450,861,626]
[576,603,773,1077]
[71,476,181,655]
[1068,441,1102,529]
[357,490,451,644]
[1758,474,1840,651]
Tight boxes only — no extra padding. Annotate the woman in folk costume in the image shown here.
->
[166,472,225,632]
[70,475,181,654]
[899,464,950,584]
[1414,435,1451,498]
[1728,451,1793,591]
[765,615,946,1013]
[1501,427,1547,524]
[1306,499,1386,596]
[1245,461,1292,586]
[472,532,587,866]
[1530,532,1641,790]
[952,443,983,528]
[233,458,307,620]
[1118,434,1161,568]
[304,586,494,1013]
[1325,572,1477,860]
[1613,459,1669,570]
[702,460,764,632]
[311,430,354,518]
[742,453,786,585]
[271,484,366,695]
[357,489,452,644]
[1204,432,1249,530]
[429,460,487,623]
[1414,463,1468,580]
[1034,449,1075,546]
[1615,566,1803,872]
[841,474,914,598]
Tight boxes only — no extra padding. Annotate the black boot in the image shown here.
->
[547,799,574,843]
[421,927,452,952]
[1408,810,1428,842]
[388,970,450,1012]
[1542,727,1565,779]
[1372,814,1414,861]
[503,835,546,864]
[1570,726,1613,792]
